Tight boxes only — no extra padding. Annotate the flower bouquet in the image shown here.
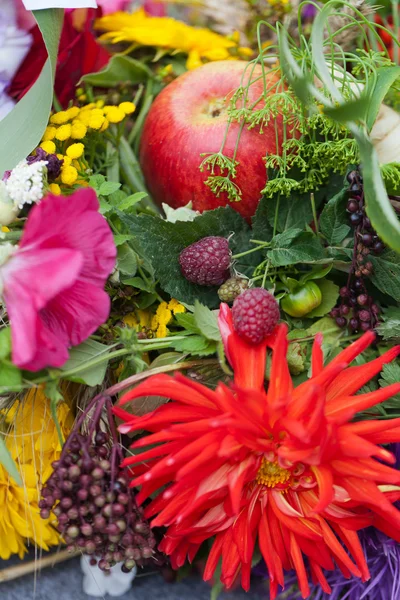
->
[0,0,400,598]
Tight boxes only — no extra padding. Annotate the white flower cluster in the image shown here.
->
[5,160,48,209]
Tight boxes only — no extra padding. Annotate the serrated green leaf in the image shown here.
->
[60,339,110,386]
[271,228,303,249]
[118,192,148,211]
[376,307,400,341]
[268,232,325,267]
[306,279,339,318]
[99,181,121,196]
[193,301,221,342]
[0,436,22,486]
[251,196,274,242]
[175,313,201,334]
[119,207,252,308]
[98,198,112,215]
[379,363,400,403]
[81,54,152,87]
[172,335,217,356]
[319,189,351,245]
[0,328,12,360]
[121,276,152,292]
[113,234,132,247]
[89,174,106,192]
[117,244,138,276]
[369,251,400,302]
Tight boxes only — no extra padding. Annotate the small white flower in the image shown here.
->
[5,160,48,209]
[80,556,137,597]
[0,180,19,225]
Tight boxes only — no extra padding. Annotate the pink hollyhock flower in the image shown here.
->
[0,188,116,371]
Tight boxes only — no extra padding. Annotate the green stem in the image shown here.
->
[232,244,268,259]
[310,192,319,236]
[1,231,23,242]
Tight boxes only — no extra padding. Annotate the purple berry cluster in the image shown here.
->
[39,396,158,573]
[330,168,382,332]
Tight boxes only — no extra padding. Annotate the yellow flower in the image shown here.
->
[40,140,56,154]
[65,106,80,120]
[71,121,87,139]
[168,298,186,314]
[42,126,57,141]
[55,124,72,141]
[95,9,238,69]
[50,111,69,125]
[76,110,93,127]
[66,143,85,159]
[1,226,10,233]
[96,99,105,109]
[104,106,125,124]
[49,183,61,195]
[238,47,254,59]
[151,301,173,338]
[88,112,106,130]
[61,165,78,185]
[119,101,136,115]
[100,118,109,132]
[61,155,72,167]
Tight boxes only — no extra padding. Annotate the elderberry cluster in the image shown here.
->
[40,402,158,573]
[330,168,383,333]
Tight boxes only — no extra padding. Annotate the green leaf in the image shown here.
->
[0,328,12,360]
[369,251,400,302]
[271,228,303,249]
[98,198,112,215]
[118,192,148,211]
[81,54,153,87]
[251,196,274,241]
[0,436,22,486]
[172,335,217,356]
[60,339,111,386]
[0,9,63,174]
[323,95,371,124]
[365,66,400,131]
[287,341,307,375]
[376,307,400,341]
[99,181,121,196]
[193,301,221,342]
[379,363,400,402]
[89,174,106,192]
[0,362,22,388]
[175,313,202,334]
[119,207,252,308]
[113,234,132,247]
[306,279,339,318]
[319,189,351,244]
[268,232,325,267]
[257,192,321,235]
[117,244,138,276]
[121,276,152,292]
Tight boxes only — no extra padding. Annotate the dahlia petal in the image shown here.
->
[176,440,221,480]
[267,323,293,405]
[309,561,332,594]
[218,302,267,390]
[326,383,400,419]
[316,517,361,577]
[311,333,324,376]
[258,510,284,586]
[203,534,224,581]
[329,331,375,367]
[333,525,370,581]
[337,433,396,463]
[311,466,334,513]
[289,532,310,599]
[331,458,400,483]
[119,374,217,408]
[327,346,400,400]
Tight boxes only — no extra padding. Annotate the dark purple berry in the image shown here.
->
[359,310,371,322]
[347,200,359,213]
[179,236,231,286]
[350,212,362,226]
[360,321,371,331]
[335,317,347,328]
[357,294,368,306]
[373,241,384,254]
[349,318,359,330]
[361,233,373,247]
[340,305,350,316]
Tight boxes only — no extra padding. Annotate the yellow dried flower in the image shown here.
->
[119,101,136,115]
[49,183,61,195]
[55,124,72,141]
[40,140,56,154]
[88,112,106,130]
[71,121,87,139]
[168,299,186,314]
[151,301,173,338]
[61,155,72,167]
[65,106,80,120]
[50,111,69,125]
[106,106,125,124]
[61,165,78,185]
[76,110,93,126]
[66,143,85,159]
[42,126,57,141]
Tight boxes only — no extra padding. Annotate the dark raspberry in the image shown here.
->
[218,276,249,303]
[231,288,280,345]
[179,236,231,286]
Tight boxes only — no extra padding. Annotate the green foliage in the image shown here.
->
[369,251,400,302]
[172,303,221,356]
[60,339,112,386]
[0,436,22,486]
[267,231,325,267]
[81,55,153,87]
[119,207,254,308]
[319,190,351,245]
[376,307,400,341]
[306,279,340,318]
[379,363,400,404]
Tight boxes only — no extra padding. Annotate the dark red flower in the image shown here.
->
[8,9,110,107]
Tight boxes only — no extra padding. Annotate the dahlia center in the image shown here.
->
[256,456,316,491]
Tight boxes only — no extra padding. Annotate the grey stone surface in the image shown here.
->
[0,556,268,600]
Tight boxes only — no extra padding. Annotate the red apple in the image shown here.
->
[139,60,284,220]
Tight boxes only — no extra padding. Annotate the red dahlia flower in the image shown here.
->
[115,304,400,599]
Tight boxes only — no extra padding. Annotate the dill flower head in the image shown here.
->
[5,159,48,209]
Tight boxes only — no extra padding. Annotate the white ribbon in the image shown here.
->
[22,0,97,9]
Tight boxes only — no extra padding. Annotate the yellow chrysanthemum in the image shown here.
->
[66,143,85,159]
[119,101,136,115]
[40,140,56,154]
[71,121,87,140]
[55,124,72,142]
[49,183,61,196]
[42,126,57,141]
[95,9,241,70]
[61,165,78,185]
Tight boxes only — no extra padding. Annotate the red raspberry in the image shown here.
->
[179,236,231,286]
[232,288,280,344]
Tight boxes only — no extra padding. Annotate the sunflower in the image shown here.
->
[115,303,400,599]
